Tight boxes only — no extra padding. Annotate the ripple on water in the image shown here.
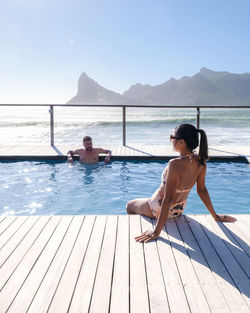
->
[0,160,249,216]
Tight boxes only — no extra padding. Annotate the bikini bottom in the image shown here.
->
[148,194,187,219]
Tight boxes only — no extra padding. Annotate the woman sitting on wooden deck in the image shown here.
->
[126,124,236,242]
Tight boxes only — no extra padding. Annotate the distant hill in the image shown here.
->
[67,73,142,105]
[67,68,250,105]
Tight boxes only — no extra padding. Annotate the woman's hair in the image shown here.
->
[175,124,208,166]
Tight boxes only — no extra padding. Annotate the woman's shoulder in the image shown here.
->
[168,158,183,170]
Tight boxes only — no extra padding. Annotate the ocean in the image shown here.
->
[0,105,250,147]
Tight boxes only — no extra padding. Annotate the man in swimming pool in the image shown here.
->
[67,136,112,164]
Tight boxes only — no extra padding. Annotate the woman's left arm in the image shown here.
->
[196,166,237,222]
[135,160,180,243]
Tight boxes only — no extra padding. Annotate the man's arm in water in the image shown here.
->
[67,149,80,163]
[97,148,112,163]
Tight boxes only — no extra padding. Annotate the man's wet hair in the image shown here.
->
[83,136,92,142]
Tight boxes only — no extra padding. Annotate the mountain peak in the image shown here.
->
[67,72,143,105]
[200,67,212,73]
[67,69,250,105]
[79,72,89,78]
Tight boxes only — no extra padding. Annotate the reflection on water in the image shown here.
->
[75,162,105,185]
[0,160,249,216]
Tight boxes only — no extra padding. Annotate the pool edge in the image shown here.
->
[0,155,249,163]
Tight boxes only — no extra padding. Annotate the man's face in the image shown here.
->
[83,140,93,151]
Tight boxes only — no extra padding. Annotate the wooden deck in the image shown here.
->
[0,214,249,313]
[0,144,250,163]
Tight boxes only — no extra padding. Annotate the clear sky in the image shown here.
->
[1,0,250,103]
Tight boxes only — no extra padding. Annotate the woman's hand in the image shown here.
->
[214,214,237,222]
[135,229,160,243]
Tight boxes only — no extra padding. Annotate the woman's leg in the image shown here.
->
[126,198,155,218]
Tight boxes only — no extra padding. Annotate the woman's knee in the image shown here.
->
[126,200,135,214]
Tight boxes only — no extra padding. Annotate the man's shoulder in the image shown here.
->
[93,147,106,153]
[76,148,85,153]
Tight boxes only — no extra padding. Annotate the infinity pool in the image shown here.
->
[1,161,249,216]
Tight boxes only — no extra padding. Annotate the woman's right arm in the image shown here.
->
[196,166,236,222]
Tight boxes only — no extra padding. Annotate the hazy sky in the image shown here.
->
[1,0,250,103]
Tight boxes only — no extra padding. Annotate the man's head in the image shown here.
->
[83,136,93,151]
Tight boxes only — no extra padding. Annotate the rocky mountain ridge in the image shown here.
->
[67,68,250,105]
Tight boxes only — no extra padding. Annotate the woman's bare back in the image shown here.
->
[158,155,204,204]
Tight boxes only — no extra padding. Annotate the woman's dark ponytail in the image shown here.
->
[197,129,208,166]
[175,124,209,165]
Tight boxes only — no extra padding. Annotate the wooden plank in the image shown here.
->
[143,145,155,156]
[233,215,250,242]
[0,215,249,313]
[186,215,250,313]
[140,145,153,156]
[0,216,62,313]
[89,216,118,313]
[238,215,250,227]
[224,219,250,258]
[115,145,122,156]
[68,215,107,313]
[125,146,132,156]
[133,146,141,156]
[137,144,148,156]
[0,216,29,249]
[236,214,250,226]
[127,145,139,156]
[140,217,170,313]
[151,146,163,156]
[177,216,231,313]
[195,215,250,309]
[129,145,139,156]
[204,216,250,278]
[0,216,40,267]
[0,216,17,236]
[0,216,6,224]
[107,145,114,157]
[24,216,85,313]
[124,145,132,156]
[0,144,250,158]
[129,215,150,313]
[109,215,129,313]
[119,145,127,156]
[108,145,115,155]
[132,145,140,156]
[152,219,190,313]
[128,145,135,156]
[151,145,164,156]
[6,216,74,313]
[152,145,166,156]
[112,145,119,156]
[48,215,96,313]
[135,144,144,156]
[0,216,51,290]
[164,217,211,313]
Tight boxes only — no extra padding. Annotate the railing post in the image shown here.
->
[196,107,200,129]
[49,105,54,146]
[123,106,126,146]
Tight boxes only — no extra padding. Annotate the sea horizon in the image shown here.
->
[0,105,250,147]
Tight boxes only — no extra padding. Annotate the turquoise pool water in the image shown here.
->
[0,161,249,216]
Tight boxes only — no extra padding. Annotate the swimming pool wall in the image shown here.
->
[0,155,249,163]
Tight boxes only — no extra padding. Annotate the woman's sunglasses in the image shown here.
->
[170,135,181,142]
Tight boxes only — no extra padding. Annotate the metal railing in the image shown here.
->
[1,104,250,146]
